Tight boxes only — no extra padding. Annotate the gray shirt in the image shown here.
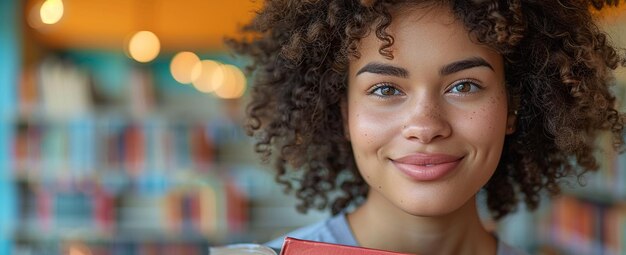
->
[266,213,528,255]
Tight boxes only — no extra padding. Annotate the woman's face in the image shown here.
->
[346,5,512,216]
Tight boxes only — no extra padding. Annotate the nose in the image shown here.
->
[401,100,452,144]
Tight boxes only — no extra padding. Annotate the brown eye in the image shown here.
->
[370,84,403,97]
[380,86,395,96]
[448,81,481,94]
[454,82,471,92]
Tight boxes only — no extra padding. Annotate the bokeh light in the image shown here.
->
[40,0,64,25]
[128,31,161,63]
[170,51,201,84]
[28,2,45,29]
[191,60,224,93]
[66,242,93,255]
[214,65,246,99]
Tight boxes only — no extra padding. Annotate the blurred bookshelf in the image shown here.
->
[2,0,329,255]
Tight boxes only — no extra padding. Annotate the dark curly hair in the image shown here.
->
[228,0,626,220]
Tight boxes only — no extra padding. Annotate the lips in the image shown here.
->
[391,153,463,181]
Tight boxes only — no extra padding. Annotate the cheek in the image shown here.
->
[348,104,388,148]
[348,106,390,186]
[457,95,508,144]
[349,114,377,157]
[348,100,407,152]
[347,100,403,176]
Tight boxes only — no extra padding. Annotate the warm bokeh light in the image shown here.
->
[170,51,201,84]
[191,60,224,93]
[128,31,161,63]
[66,243,93,255]
[28,2,45,29]
[214,65,246,99]
[40,0,64,25]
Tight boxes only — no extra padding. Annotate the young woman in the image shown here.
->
[229,0,625,254]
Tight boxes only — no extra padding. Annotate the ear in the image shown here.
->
[340,99,350,141]
[505,86,520,135]
[506,110,517,135]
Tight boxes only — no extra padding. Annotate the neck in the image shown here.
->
[347,191,497,255]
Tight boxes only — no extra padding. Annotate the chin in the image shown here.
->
[392,193,476,218]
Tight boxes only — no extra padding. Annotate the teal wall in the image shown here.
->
[0,0,19,254]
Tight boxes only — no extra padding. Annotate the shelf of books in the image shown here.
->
[0,0,329,253]
[5,45,326,254]
[11,58,224,254]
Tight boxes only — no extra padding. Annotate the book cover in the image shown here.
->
[279,237,412,255]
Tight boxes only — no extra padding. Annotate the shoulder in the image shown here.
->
[497,240,529,255]
[265,213,358,250]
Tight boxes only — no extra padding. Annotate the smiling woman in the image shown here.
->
[228,0,626,254]
[342,8,511,253]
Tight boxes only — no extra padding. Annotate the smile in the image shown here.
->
[391,153,463,181]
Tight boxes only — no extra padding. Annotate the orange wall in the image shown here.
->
[26,0,263,51]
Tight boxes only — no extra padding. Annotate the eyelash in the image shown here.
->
[366,83,404,98]
[446,79,484,95]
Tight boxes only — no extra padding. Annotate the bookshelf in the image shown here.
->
[4,1,328,252]
[6,49,302,254]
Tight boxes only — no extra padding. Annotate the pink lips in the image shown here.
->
[391,153,463,181]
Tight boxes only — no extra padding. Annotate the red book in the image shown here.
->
[93,186,115,233]
[279,237,412,255]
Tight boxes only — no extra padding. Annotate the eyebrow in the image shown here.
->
[440,57,494,76]
[356,62,409,78]
[355,57,494,78]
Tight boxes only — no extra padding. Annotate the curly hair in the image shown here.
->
[228,0,626,219]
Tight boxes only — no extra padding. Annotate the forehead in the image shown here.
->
[389,2,455,25]
[350,4,501,74]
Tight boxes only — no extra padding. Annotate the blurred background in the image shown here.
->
[0,0,624,255]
